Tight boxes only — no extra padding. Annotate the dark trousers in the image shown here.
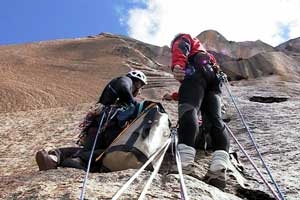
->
[49,147,104,171]
[177,72,230,152]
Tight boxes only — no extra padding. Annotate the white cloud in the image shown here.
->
[122,0,300,47]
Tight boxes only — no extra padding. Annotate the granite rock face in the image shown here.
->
[197,30,275,59]
[197,30,300,81]
[1,31,300,199]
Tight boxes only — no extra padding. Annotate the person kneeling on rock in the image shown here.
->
[35,70,148,172]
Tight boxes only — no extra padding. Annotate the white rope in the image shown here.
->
[111,138,172,200]
[172,129,189,200]
[138,139,171,200]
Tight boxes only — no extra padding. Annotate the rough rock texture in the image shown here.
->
[0,33,173,113]
[275,37,300,63]
[195,30,300,81]
[221,51,300,81]
[1,31,300,200]
[197,30,275,59]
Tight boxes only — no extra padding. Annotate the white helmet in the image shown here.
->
[127,70,147,85]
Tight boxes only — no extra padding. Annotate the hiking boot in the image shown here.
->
[182,163,195,175]
[169,162,202,179]
[170,162,193,174]
[169,143,197,171]
[203,168,227,191]
[35,149,58,171]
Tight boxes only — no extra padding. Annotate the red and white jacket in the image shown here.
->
[170,33,218,100]
[171,33,217,71]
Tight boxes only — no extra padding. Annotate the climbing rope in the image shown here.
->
[80,109,106,200]
[219,72,286,200]
[111,127,190,200]
[138,138,170,200]
[171,127,190,200]
[111,138,171,200]
[225,124,281,200]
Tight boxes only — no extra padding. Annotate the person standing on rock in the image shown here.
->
[35,70,148,171]
[170,33,230,190]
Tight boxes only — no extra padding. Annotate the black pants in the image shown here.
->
[177,72,230,152]
[49,147,104,171]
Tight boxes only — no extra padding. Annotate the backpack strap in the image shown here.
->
[137,101,145,116]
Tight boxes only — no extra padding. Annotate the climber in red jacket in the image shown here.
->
[170,33,230,190]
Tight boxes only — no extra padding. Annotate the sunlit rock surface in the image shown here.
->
[1,31,300,199]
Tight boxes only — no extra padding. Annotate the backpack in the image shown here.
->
[96,102,171,172]
[77,102,144,151]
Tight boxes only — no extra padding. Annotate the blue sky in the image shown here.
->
[0,0,135,45]
[1,0,300,47]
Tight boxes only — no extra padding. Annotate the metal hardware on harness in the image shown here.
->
[221,75,286,200]
[217,71,227,82]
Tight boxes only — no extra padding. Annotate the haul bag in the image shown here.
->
[99,103,171,172]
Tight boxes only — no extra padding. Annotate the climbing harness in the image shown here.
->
[79,107,106,200]
[219,72,286,200]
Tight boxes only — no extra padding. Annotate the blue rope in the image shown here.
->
[222,76,286,200]
[80,109,106,200]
